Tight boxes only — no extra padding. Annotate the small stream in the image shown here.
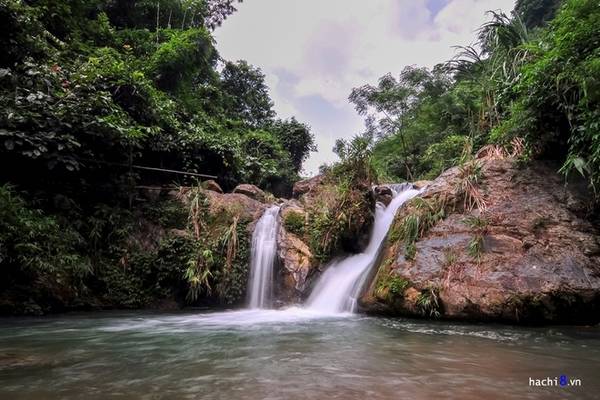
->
[0,310,599,399]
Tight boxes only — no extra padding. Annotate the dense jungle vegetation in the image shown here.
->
[0,0,316,314]
[343,0,599,200]
[1,0,598,315]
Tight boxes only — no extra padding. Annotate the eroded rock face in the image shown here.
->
[276,174,375,303]
[233,184,267,202]
[373,185,393,206]
[276,203,314,303]
[361,158,600,324]
[412,180,432,190]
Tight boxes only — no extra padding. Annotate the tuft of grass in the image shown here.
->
[184,247,214,302]
[531,214,549,232]
[463,215,489,260]
[416,286,441,318]
[455,160,486,212]
[404,242,417,260]
[375,273,410,300]
[185,185,210,239]
[220,215,239,271]
[463,215,489,230]
[467,235,485,259]
[455,139,486,212]
[395,196,446,260]
[442,247,458,268]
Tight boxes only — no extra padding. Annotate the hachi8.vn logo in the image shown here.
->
[529,375,582,387]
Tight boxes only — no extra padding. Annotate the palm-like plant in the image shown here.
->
[445,11,534,136]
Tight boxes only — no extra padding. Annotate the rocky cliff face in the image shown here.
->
[361,156,600,324]
[275,173,375,303]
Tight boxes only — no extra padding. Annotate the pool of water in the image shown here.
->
[0,309,598,399]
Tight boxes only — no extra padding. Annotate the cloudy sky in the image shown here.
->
[214,0,515,176]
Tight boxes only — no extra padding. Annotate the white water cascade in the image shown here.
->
[247,205,281,309]
[305,184,419,314]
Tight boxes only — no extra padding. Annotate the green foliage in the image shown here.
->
[463,215,489,259]
[467,235,485,259]
[306,180,373,262]
[375,273,410,300]
[181,186,251,304]
[220,60,275,127]
[0,0,56,66]
[0,184,90,278]
[416,287,441,318]
[151,28,217,92]
[392,197,446,260]
[331,132,377,183]
[239,130,297,192]
[421,135,470,179]
[514,0,562,29]
[304,133,376,262]
[284,211,306,236]
[270,117,316,172]
[0,0,313,204]
[101,235,191,308]
[516,0,600,194]
[0,0,315,312]
[363,0,599,203]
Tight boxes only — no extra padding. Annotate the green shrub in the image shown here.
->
[0,185,90,277]
[375,273,410,300]
[284,211,305,236]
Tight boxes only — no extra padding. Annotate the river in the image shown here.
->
[1,309,598,399]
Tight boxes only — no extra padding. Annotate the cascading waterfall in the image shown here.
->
[305,184,419,314]
[247,205,280,309]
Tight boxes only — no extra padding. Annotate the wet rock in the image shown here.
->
[374,185,393,206]
[233,184,267,202]
[277,230,314,300]
[362,158,600,324]
[275,202,315,302]
[413,180,432,190]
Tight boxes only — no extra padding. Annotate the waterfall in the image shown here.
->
[247,205,280,309]
[305,184,419,314]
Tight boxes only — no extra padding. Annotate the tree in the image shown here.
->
[220,60,275,127]
[102,0,242,31]
[350,66,452,180]
[514,0,562,29]
[270,118,316,173]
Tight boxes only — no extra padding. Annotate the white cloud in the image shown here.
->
[214,0,515,176]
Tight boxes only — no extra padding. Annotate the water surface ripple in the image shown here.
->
[0,309,598,399]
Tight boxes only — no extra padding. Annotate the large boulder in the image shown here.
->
[276,203,315,303]
[361,158,600,324]
[275,174,375,303]
[373,185,393,206]
[176,187,267,234]
[292,175,325,198]
[233,184,267,202]
[203,179,223,194]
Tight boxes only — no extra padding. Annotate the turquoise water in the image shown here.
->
[0,309,599,399]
